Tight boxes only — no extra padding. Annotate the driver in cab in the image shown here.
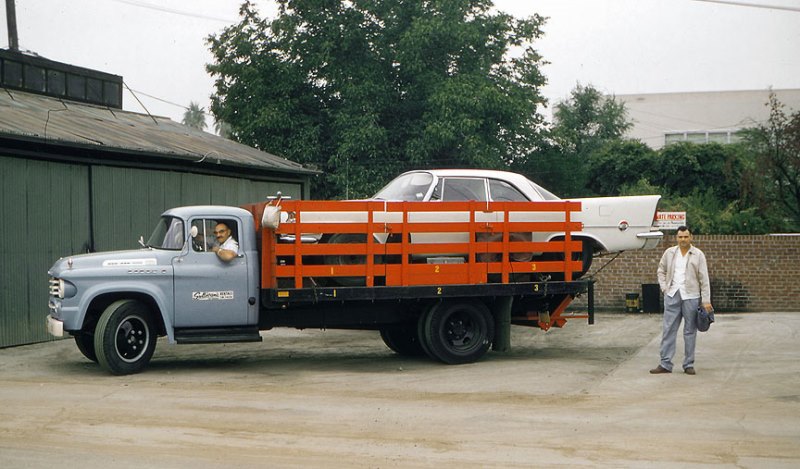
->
[211,222,239,262]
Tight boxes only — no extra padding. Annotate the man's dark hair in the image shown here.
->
[677,225,690,233]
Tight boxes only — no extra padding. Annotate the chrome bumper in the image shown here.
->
[637,231,664,249]
[47,315,64,337]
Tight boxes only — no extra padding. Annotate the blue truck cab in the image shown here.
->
[47,206,260,375]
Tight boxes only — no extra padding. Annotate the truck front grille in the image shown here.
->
[49,277,61,298]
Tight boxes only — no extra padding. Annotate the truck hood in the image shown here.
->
[48,248,176,277]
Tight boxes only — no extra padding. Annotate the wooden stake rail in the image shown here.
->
[258,200,583,289]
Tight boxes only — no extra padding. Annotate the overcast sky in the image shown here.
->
[2,0,799,130]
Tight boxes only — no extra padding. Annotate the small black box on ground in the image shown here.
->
[642,283,661,313]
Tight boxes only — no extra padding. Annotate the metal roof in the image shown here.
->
[0,87,316,175]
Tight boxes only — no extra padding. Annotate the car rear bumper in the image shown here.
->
[637,231,664,249]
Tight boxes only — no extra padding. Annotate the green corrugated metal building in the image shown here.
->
[0,50,316,347]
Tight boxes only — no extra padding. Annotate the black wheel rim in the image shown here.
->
[114,315,150,363]
[443,311,480,352]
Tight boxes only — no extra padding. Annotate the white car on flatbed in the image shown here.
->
[366,169,663,275]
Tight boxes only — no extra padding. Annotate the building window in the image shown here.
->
[47,70,66,96]
[104,81,121,107]
[665,130,743,145]
[24,64,46,92]
[86,77,103,103]
[2,59,23,87]
[67,73,86,100]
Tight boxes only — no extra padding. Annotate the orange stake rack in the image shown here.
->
[255,200,584,290]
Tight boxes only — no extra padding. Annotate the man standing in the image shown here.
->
[651,226,712,375]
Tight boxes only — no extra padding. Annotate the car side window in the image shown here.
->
[441,178,487,201]
[488,179,529,202]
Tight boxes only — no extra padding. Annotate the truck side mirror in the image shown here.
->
[190,226,198,238]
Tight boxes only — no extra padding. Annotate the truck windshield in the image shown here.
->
[146,216,185,250]
[373,172,434,201]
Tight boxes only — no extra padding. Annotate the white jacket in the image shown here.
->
[657,245,711,304]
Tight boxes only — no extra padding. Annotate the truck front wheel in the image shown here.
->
[94,299,157,375]
[74,332,98,363]
[422,300,494,364]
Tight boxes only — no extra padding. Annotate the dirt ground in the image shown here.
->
[1,312,799,468]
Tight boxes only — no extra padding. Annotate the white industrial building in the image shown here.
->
[616,88,800,149]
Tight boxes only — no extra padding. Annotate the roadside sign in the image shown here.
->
[655,212,686,230]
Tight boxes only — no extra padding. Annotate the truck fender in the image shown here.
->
[76,281,176,343]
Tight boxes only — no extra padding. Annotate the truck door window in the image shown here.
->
[191,219,214,252]
[441,178,487,201]
[191,219,239,253]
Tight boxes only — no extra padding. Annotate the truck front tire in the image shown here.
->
[74,332,98,363]
[421,300,494,364]
[94,299,156,375]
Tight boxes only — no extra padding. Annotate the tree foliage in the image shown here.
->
[207,0,548,198]
[740,93,800,230]
[551,84,631,154]
[182,102,207,130]
[586,140,656,196]
[515,84,631,197]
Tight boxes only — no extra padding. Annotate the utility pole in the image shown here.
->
[6,0,19,51]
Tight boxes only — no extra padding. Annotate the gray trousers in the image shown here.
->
[659,290,699,371]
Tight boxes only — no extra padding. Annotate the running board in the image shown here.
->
[174,326,263,344]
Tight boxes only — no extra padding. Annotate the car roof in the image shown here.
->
[419,168,529,180]
[400,169,559,200]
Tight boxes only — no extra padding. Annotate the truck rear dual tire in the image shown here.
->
[94,299,157,375]
[380,324,426,357]
[419,300,494,365]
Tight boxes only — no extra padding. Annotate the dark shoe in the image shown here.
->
[649,365,671,374]
[684,367,696,375]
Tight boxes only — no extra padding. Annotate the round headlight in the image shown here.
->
[62,279,77,298]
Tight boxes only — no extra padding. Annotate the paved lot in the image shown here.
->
[1,312,799,468]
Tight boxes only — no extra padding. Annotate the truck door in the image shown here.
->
[172,217,249,327]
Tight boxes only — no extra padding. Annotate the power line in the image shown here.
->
[107,0,238,22]
[123,81,159,125]
[126,87,190,110]
[689,0,800,12]
[626,106,757,130]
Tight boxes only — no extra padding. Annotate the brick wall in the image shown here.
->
[573,235,800,312]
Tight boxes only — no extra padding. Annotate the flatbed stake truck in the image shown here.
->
[47,199,594,375]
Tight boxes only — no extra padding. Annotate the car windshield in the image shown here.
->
[146,216,185,250]
[373,172,434,201]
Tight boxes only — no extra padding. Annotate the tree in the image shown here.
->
[207,0,548,198]
[551,84,631,155]
[518,84,631,197]
[182,102,207,130]
[654,142,746,202]
[586,139,656,195]
[741,93,800,230]
[214,120,232,139]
